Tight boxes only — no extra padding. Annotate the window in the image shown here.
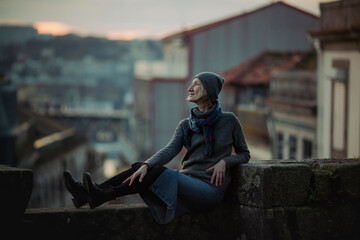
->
[332,81,346,150]
[331,59,349,158]
[277,133,283,159]
[289,135,297,160]
[303,139,312,159]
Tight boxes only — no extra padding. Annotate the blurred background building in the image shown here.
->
[309,0,360,159]
[0,25,163,207]
[133,1,318,161]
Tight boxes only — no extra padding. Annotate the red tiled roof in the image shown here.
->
[162,1,318,41]
[221,51,306,86]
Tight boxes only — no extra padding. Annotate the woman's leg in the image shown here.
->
[84,165,167,209]
[176,174,224,213]
[63,162,143,208]
[98,162,143,188]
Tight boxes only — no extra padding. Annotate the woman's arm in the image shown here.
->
[144,120,185,168]
[223,113,251,168]
[206,113,250,186]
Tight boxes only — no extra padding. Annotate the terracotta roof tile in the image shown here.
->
[222,51,306,86]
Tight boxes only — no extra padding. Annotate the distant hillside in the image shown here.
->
[25,34,132,60]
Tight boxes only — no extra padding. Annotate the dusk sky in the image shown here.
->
[0,0,331,40]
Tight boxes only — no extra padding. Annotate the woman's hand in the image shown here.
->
[206,159,226,187]
[123,164,149,186]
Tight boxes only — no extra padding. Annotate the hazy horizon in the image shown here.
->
[0,0,331,40]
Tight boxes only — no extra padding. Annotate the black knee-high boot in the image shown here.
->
[63,162,143,208]
[83,165,167,209]
[63,170,89,208]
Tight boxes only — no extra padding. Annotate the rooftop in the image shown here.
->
[163,1,318,41]
[222,51,314,87]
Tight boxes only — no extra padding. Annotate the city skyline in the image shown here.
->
[0,0,332,40]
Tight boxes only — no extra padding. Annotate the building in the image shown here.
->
[0,75,95,208]
[15,104,91,208]
[133,1,319,159]
[133,75,187,168]
[265,71,317,160]
[309,0,360,158]
[221,51,314,111]
[0,25,39,46]
[221,50,316,160]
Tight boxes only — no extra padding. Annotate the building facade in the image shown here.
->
[309,0,360,158]
[265,71,317,160]
[133,1,318,159]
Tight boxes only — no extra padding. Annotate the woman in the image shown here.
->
[63,72,250,224]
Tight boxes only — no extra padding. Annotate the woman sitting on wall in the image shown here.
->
[63,72,250,224]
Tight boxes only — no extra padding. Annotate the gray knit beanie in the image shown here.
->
[194,72,225,103]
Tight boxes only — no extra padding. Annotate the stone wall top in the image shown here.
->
[227,158,360,208]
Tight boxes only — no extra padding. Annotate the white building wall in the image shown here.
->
[318,51,360,157]
[163,38,189,64]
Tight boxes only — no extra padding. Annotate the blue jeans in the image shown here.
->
[141,169,224,224]
[177,170,224,211]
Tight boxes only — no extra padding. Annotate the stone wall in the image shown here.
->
[4,158,360,239]
[226,158,360,240]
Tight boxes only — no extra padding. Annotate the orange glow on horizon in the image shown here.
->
[34,21,75,36]
[33,22,156,40]
[106,30,148,41]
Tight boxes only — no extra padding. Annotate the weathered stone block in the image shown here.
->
[0,164,33,224]
[239,203,360,240]
[229,160,312,208]
[307,158,360,204]
[238,205,299,240]
[310,169,333,202]
[296,204,360,240]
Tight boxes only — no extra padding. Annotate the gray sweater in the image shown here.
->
[144,111,251,192]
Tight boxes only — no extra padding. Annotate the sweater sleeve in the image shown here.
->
[144,120,185,168]
[223,113,251,168]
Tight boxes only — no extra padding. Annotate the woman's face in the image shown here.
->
[187,78,206,103]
